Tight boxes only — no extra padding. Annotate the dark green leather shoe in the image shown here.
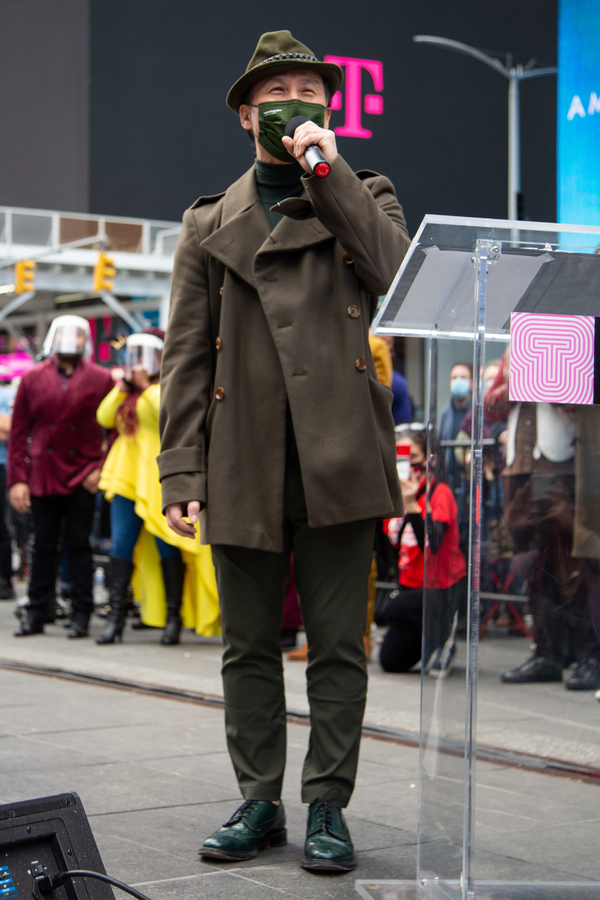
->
[200,800,287,861]
[301,797,357,872]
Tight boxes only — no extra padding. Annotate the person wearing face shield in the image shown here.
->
[8,315,114,637]
[158,30,410,872]
[95,329,219,646]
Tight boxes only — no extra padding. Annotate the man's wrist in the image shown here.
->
[160,471,206,514]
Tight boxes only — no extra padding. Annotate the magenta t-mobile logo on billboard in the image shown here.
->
[324,56,384,138]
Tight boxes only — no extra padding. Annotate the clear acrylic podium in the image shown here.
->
[356,216,600,900]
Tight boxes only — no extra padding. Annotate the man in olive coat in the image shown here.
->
[158,30,410,872]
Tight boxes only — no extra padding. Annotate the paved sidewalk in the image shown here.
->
[2,665,600,900]
[3,589,600,900]
[2,600,600,769]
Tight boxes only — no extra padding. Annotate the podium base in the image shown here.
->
[355,881,600,900]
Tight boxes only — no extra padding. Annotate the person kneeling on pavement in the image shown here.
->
[379,428,466,675]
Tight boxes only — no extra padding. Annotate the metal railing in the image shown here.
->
[0,206,181,260]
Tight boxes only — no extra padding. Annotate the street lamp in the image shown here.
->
[413,35,557,220]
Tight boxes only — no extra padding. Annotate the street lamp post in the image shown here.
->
[413,35,557,220]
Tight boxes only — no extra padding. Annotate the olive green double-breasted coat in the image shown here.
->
[158,155,410,552]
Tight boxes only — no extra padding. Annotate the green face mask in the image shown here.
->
[254,99,326,162]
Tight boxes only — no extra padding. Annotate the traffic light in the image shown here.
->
[14,259,36,295]
[93,251,116,293]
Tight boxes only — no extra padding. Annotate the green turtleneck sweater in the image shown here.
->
[255,159,305,230]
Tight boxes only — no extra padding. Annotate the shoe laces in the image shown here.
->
[223,799,268,829]
[308,788,343,837]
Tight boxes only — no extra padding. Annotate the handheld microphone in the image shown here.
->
[284,115,331,178]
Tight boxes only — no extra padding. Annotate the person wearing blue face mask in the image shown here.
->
[450,371,471,403]
[440,364,473,450]
[439,364,473,548]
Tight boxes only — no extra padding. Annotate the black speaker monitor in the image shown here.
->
[0,793,113,900]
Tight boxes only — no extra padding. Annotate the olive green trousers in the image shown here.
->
[211,451,375,808]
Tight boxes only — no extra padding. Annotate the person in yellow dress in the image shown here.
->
[96,328,219,644]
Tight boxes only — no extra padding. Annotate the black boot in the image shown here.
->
[160,557,186,645]
[67,615,90,639]
[96,558,134,645]
[500,655,563,683]
[14,618,45,637]
[565,658,600,690]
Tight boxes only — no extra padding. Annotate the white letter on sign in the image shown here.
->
[567,94,586,119]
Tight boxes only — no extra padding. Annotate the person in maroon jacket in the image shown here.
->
[8,315,114,637]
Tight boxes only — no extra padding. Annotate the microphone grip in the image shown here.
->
[304,144,330,178]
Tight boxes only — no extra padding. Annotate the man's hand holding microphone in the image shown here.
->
[281,116,337,177]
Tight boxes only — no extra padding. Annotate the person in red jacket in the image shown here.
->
[8,315,114,637]
[380,428,467,673]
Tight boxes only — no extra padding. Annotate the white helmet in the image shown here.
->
[43,315,92,360]
[124,332,164,378]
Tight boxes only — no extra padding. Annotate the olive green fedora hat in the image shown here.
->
[226,30,344,112]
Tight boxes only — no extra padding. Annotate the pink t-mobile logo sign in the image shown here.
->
[324,56,384,139]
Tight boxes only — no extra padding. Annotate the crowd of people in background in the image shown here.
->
[2,312,600,696]
[5,315,219,643]
[375,353,600,692]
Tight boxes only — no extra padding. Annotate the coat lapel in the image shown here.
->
[200,168,268,289]
[263,212,333,255]
[199,166,334,287]
[200,205,268,289]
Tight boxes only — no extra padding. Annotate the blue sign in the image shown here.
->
[0,866,17,899]
[557,0,600,249]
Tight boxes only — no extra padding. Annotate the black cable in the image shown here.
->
[37,870,154,900]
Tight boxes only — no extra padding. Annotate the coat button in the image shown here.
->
[24,456,30,463]
[215,337,222,351]
[47,447,52,454]
[347,305,360,318]
[215,386,225,401]
[343,252,353,265]
[219,287,224,297]
[355,358,367,372]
